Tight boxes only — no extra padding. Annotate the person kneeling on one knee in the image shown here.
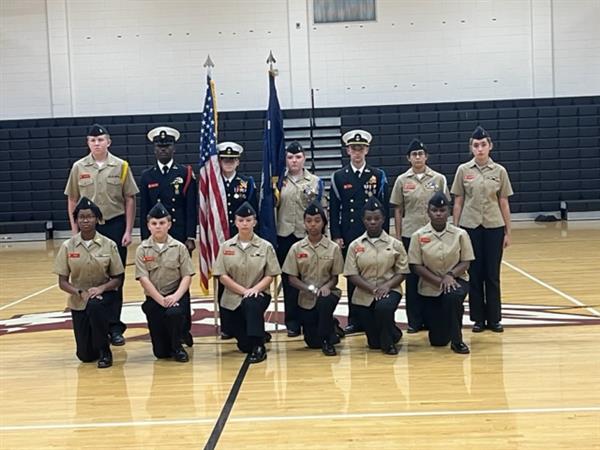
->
[407,192,475,354]
[282,201,345,356]
[135,202,195,363]
[54,197,124,369]
[343,197,410,356]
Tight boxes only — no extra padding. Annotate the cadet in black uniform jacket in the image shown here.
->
[329,129,390,333]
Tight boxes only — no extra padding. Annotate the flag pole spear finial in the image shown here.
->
[204,54,215,76]
[267,50,278,76]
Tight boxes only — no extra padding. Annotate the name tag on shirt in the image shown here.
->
[464,174,476,181]
[79,174,91,180]
[148,182,159,189]
[224,250,236,256]
[68,252,80,258]
[143,255,156,262]
[355,246,365,254]
[419,236,431,244]
[343,183,353,190]
[296,252,309,259]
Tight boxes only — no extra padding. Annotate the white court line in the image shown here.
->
[502,260,600,317]
[0,284,58,311]
[2,405,599,431]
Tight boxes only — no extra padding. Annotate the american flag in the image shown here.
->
[198,75,228,294]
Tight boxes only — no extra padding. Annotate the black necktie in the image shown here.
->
[355,170,361,178]
[162,166,169,175]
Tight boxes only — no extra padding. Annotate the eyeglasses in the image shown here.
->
[409,150,426,157]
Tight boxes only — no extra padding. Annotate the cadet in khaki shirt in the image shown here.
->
[343,197,409,355]
[213,202,281,364]
[135,203,195,363]
[54,197,124,369]
[408,192,475,354]
[64,124,139,346]
[390,138,449,334]
[282,202,344,356]
[451,126,513,333]
[276,141,325,337]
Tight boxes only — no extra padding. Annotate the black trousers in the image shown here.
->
[421,279,468,347]
[96,214,127,336]
[354,291,402,350]
[276,234,301,332]
[299,294,341,348]
[221,294,271,354]
[142,292,189,359]
[71,291,115,362]
[464,226,504,324]
[402,237,423,329]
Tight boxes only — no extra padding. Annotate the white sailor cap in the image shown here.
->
[147,126,181,145]
[217,141,244,158]
[342,129,372,146]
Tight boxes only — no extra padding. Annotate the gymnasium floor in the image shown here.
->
[1,221,599,449]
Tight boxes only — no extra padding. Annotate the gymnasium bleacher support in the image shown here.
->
[0,95,598,233]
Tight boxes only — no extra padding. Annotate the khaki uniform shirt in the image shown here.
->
[53,232,124,311]
[343,231,410,307]
[135,235,195,296]
[282,236,344,310]
[390,166,449,237]
[450,158,513,229]
[277,169,323,238]
[408,223,475,297]
[65,153,139,221]
[213,234,281,310]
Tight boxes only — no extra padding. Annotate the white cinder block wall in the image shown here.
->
[1,0,599,120]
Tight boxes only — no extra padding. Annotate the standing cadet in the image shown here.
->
[390,138,449,333]
[136,203,195,363]
[451,126,513,333]
[408,192,474,354]
[64,124,138,346]
[140,126,197,346]
[217,141,258,237]
[277,141,324,337]
[213,202,281,364]
[54,197,124,368]
[330,129,389,334]
[282,202,344,356]
[343,197,409,355]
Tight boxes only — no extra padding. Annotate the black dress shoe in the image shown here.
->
[173,348,189,363]
[321,341,337,356]
[488,322,504,333]
[343,323,363,334]
[97,349,113,368]
[384,344,398,355]
[110,333,125,346]
[248,345,267,363]
[220,332,233,340]
[334,322,346,338]
[264,331,272,343]
[182,332,194,347]
[472,322,485,333]
[287,329,301,338]
[407,326,418,334]
[451,342,470,354]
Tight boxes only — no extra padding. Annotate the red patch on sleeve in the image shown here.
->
[296,252,308,259]
[79,173,91,179]
[68,252,80,258]
[464,174,476,181]
[343,183,353,190]
[147,182,159,189]
[355,245,365,254]
[143,255,156,262]
[224,249,236,256]
[419,236,431,244]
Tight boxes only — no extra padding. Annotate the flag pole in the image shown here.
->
[266,50,281,334]
[309,88,316,173]
[203,54,220,336]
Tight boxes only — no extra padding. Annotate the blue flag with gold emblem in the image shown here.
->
[258,71,286,247]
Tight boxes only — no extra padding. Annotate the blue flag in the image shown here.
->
[258,71,286,247]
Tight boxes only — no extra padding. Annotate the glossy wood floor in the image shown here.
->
[1,221,600,449]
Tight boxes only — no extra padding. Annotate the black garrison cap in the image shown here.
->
[471,125,490,140]
[148,202,171,219]
[286,141,304,154]
[234,201,257,218]
[428,191,451,208]
[407,138,427,155]
[363,196,385,214]
[87,124,108,136]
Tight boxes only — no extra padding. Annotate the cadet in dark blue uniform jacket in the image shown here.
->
[140,126,198,346]
[217,142,258,238]
[329,129,390,334]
